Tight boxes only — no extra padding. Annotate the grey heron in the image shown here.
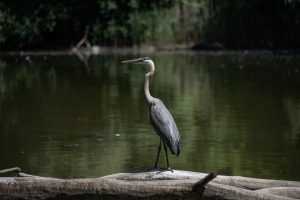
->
[121,57,180,170]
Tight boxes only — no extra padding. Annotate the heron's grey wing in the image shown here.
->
[150,99,180,155]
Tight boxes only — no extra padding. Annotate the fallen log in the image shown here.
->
[0,167,300,200]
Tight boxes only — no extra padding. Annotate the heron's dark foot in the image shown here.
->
[166,167,174,173]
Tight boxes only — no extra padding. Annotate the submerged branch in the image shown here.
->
[75,25,91,50]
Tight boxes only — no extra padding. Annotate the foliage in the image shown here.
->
[206,0,300,49]
[0,0,299,50]
[0,0,207,49]
[0,0,176,49]
[0,1,73,49]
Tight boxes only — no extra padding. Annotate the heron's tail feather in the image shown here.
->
[171,144,180,156]
[176,146,180,156]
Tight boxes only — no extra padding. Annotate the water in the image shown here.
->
[0,52,300,180]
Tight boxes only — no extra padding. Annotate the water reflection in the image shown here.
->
[0,53,300,180]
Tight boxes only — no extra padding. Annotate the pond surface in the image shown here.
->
[0,52,300,180]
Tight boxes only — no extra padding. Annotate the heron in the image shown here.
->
[121,57,180,170]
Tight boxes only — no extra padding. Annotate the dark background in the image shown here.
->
[0,0,299,50]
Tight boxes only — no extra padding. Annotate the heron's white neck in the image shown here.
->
[144,60,155,103]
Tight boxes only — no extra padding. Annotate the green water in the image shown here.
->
[0,52,300,180]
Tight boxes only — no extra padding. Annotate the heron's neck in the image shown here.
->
[144,61,155,103]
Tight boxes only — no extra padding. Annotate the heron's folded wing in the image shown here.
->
[150,100,180,155]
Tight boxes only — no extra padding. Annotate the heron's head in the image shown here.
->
[121,57,153,65]
[121,57,155,75]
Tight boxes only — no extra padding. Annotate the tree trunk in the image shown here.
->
[0,168,300,200]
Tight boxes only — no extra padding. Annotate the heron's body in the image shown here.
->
[121,57,180,169]
[149,98,180,156]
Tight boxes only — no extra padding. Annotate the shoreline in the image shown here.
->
[0,45,299,56]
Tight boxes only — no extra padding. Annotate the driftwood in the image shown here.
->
[74,26,91,50]
[1,167,300,200]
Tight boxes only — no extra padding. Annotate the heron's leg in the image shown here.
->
[154,138,161,168]
[162,141,171,170]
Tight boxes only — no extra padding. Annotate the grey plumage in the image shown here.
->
[121,57,180,169]
[149,98,180,156]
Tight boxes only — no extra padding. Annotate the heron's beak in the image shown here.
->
[121,58,141,64]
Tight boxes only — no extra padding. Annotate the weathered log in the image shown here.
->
[0,168,300,200]
[256,187,300,199]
